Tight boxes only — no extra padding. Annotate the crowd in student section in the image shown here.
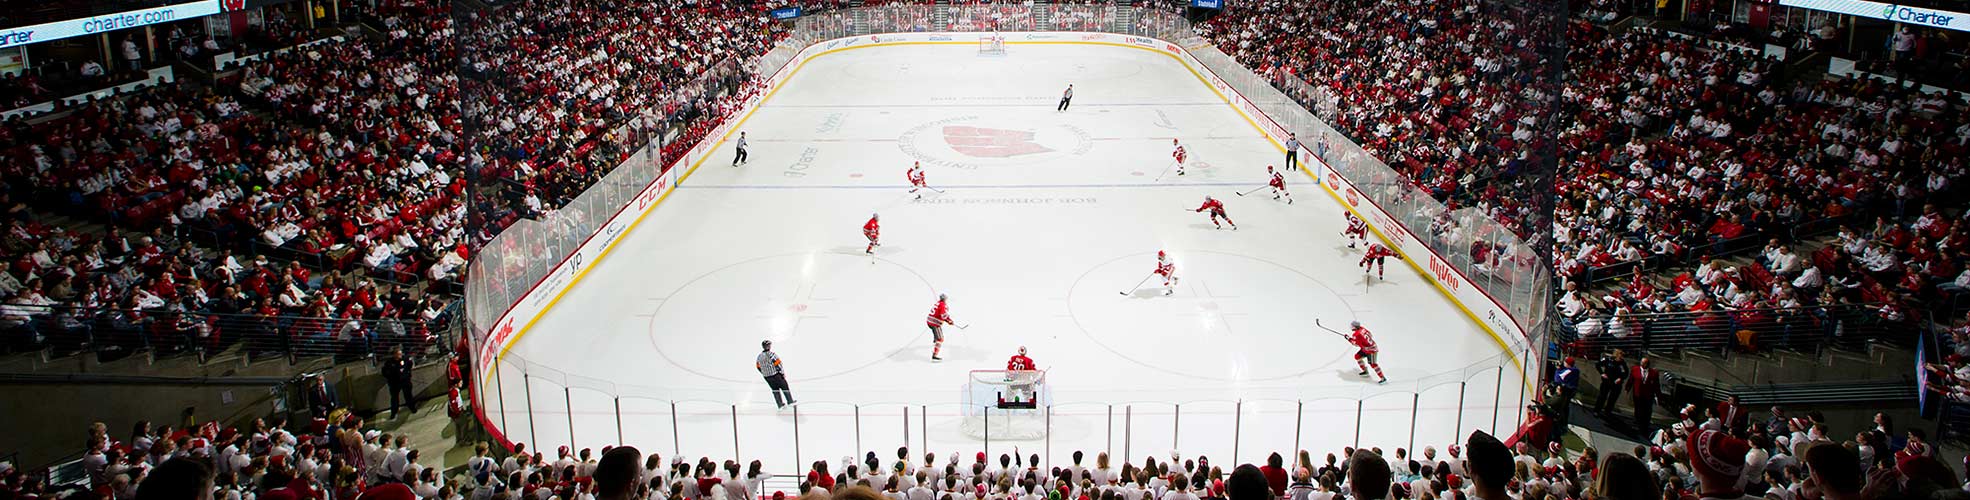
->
[10,406,1952,500]
[0,0,786,355]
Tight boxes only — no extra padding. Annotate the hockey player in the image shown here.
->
[1267,166,1292,203]
[864,213,881,254]
[1194,196,1236,230]
[907,162,928,199]
[926,294,956,361]
[1343,212,1368,248]
[1172,139,1188,176]
[1154,250,1179,295]
[1006,346,1035,371]
[1347,321,1387,384]
[1360,242,1397,279]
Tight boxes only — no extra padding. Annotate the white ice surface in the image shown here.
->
[487,42,1527,473]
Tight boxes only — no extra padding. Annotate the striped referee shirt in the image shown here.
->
[756,350,782,377]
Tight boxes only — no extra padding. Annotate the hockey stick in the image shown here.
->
[925,186,946,194]
[1233,185,1269,197]
[957,323,970,330]
[1312,319,1350,339]
[1118,272,1157,296]
[1151,159,1178,182]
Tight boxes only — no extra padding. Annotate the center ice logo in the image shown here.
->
[899,115,1091,169]
[941,126,1054,158]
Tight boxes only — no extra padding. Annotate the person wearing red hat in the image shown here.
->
[1688,430,1752,500]
[355,483,416,500]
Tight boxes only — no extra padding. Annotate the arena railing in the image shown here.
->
[462,57,748,345]
[0,301,459,364]
[472,348,1529,478]
[1178,47,1554,342]
[463,2,1548,465]
[1552,302,1913,357]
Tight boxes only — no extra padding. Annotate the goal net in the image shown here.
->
[978,32,1006,56]
[960,370,1048,440]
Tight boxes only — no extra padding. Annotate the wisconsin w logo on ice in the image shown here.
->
[942,125,1054,158]
[897,116,1092,169]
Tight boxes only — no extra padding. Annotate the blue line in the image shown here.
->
[678,182,1273,190]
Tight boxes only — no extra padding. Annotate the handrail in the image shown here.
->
[1555,302,1911,356]
[0,300,459,364]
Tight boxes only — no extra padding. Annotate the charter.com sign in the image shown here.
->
[1781,0,1968,31]
[0,1,224,49]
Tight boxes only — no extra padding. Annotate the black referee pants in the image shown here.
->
[765,373,794,407]
[1058,97,1072,111]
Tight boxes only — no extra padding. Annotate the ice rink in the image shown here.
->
[487,41,1529,471]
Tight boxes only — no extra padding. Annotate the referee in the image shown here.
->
[757,340,795,408]
[732,131,749,166]
[1284,133,1301,171]
[1057,84,1074,111]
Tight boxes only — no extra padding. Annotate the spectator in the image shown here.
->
[1629,357,1661,435]
[383,348,416,418]
[136,457,214,500]
[1687,431,1750,500]
[596,446,644,500]
[1228,464,1270,500]
[1345,450,1390,500]
[1258,453,1287,496]
[1284,468,1315,500]
[1464,431,1512,500]
[1588,452,1656,500]
[1804,443,1860,500]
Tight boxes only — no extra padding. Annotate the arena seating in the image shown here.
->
[0,0,784,357]
[4,400,1918,500]
[1198,4,1970,345]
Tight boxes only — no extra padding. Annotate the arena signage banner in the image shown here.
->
[0,1,227,49]
[770,7,802,20]
[1780,0,1969,31]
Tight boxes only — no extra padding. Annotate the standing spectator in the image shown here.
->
[1464,431,1512,500]
[1714,395,1746,434]
[1687,431,1751,500]
[1283,133,1300,171]
[1551,356,1580,434]
[1058,84,1074,112]
[1629,357,1661,435]
[121,37,143,71]
[1594,349,1628,416]
[382,349,415,418]
[732,132,749,166]
[306,376,336,418]
[1344,450,1389,500]
[758,340,796,408]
